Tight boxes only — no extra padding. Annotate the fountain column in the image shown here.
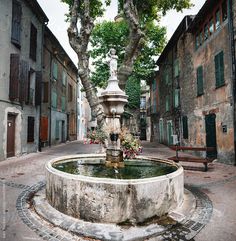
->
[99,48,128,167]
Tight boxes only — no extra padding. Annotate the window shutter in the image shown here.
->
[40,117,48,142]
[215,54,220,87]
[53,62,58,80]
[52,91,57,108]
[182,116,189,139]
[27,116,35,142]
[61,96,66,112]
[35,71,42,106]
[30,23,37,61]
[11,0,21,47]
[9,54,20,101]
[197,66,203,96]
[174,89,180,107]
[219,51,224,85]
[19,60,29,103]
[215,51,224,88]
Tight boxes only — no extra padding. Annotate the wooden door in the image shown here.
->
[7,115,16,158]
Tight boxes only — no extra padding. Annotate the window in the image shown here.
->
[52,91,57,108]
[222,0,227,22]
[164,70,170,85]
[182,116,188,139]
[11,0,21,48]
[140,96,146,109]
[61,96,66,112]
[215,9,221,30]
[27,117,35,142]
[68,84,73,102]
[215,51,225,88]
[52,61,58,81]
[9,54,20,101]
[174,59,180,77]
[197,66,204,96]
[62,71,67,86]
[204,24,208,40]
[209,18,214,35]
[29,23,37,61]
[174,89,180,107]
[165,95,170,112]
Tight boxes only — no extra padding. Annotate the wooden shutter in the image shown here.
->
[182,116,188,139]
[40,117,48,142]
[52,62,58,80]
[215,51,224,88]
[19,60,29,103]
[35,71,42,106]
[30,23,37,61]
[219,51,224,85]
[9,54,20,101]
[197,66,203,95]
[27,116,35,142]
[11,0,22,47]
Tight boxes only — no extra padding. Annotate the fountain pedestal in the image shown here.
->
[99,52,128,167]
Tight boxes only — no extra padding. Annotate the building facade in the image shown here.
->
[41,27,78,147]
[151,0,235,164]
[0,0,48,160]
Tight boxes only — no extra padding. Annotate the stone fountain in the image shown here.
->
[44,49,184,238]
[99,48,128,167]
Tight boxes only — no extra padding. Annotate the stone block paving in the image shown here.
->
[0,141,236,241]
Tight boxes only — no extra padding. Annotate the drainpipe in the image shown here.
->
[38,22,47,152]
[228,0,236,165]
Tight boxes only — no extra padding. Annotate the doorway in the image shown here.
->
[205,114,217,158]
[7,114,16,158]
[61,120,65,143]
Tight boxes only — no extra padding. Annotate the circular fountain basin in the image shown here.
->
[46,154,184,224]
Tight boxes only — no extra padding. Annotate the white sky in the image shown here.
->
[37,0,205,65]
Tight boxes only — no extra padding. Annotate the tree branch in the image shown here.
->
[118,0,144,89]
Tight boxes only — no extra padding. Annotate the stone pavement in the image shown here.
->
[0,140,236,241]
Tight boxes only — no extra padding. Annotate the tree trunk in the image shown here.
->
[67,0,104,128]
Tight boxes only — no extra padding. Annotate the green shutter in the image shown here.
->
[197,66,204,96]
[53,62,58,80]
[165,95,169,111]
[62,71,67,86]
[182,116,188,139]
[159,119,164,142]
[61,96,65,112]
[174,59,179,77]
[219,51,224,85]
[52,91,57,108]
[174,89,180,107]
[215,51,225,88]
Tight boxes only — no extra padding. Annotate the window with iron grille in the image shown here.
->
[29,23,37,61]
[11,0,22,48]
[27,117,35,142]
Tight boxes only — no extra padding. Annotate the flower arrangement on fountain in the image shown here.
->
[87,128,108,144]
[119,127,142,158]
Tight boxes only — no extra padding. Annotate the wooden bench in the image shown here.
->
[168,146,216,171]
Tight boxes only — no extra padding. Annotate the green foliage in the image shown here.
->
[125,77,140,109]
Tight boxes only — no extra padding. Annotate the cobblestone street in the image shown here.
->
[0,141,236,241]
